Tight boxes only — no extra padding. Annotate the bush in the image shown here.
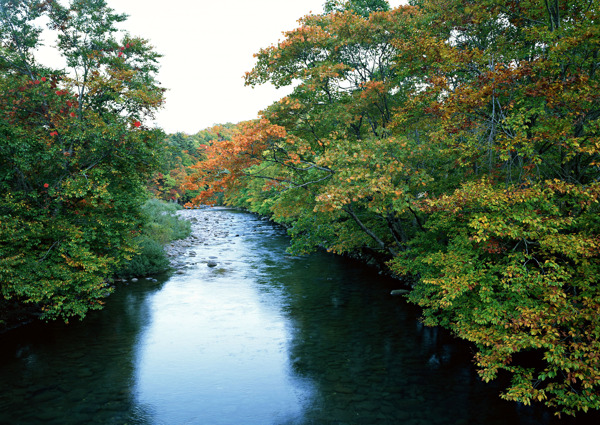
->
[141,199,192,243]
[117,236,170,278]
[116,199,191,277]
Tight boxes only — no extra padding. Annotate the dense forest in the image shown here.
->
[1,0,599,418]
[183,0,600,417]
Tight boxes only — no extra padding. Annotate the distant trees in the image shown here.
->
[0,0,165,322]
[148,125,237,203]
[185,0,600,416]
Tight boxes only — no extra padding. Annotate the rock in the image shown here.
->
[391,289,410,296]
[130,278,138,282]
[427,354,441,368]
[188,251,196,257]
[207,261,218,267]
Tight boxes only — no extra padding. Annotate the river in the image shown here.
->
[0,208,595,424]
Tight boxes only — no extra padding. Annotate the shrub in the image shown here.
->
[116,199,191,277]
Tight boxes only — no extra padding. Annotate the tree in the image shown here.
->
[387,0,600,415]
[240,5,427,257]
[0,0,165,323]
[148,126,239,203]
[324,0,390,17]
[184,1,600,415]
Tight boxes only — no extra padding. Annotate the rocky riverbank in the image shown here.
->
[122,206,410,295]
[162,207,244,273]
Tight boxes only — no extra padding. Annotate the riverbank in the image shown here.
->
[162,207,269,273]
[0,201,193,334]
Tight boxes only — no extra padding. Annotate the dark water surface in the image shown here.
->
[0,208,596,424]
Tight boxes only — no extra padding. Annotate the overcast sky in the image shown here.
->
[40,1,406,134]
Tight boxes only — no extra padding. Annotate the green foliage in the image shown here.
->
[324,0,390,17]
[116,236,168,278]
[390,179,600,414]
[184,0,600,416]
[142,198,192,243]
[116,199,191,278]
[0,0,164,322]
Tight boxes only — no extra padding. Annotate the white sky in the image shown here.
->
[39,1,406,134]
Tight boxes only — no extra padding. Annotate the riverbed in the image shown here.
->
[0,208,594,424]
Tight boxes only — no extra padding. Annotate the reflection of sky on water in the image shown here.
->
[133,210,313,425]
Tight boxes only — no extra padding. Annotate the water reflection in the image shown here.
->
[130,210,311,425]
[0,277,165,424]
[0,208,597,424]
[262,256,495,425]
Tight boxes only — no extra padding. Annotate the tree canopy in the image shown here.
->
[0,0,165,322]
[185,0,600,416]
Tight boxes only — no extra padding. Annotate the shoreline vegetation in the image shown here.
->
[1,0,166,325]
[114,199,191,279]
[0,199,192,334]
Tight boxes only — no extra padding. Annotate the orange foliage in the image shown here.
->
[185,120,287,205]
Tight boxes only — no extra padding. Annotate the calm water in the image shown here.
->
[0,208,596,424]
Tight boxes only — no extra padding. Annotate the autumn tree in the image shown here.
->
[236,4,429,258]
[184,0,600,415]
[387,0,600,415]
[149,125,238,203]
[0,0,165,323]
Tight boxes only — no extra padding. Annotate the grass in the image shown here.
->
[117,199,191,277]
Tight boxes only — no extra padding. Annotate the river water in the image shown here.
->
[0,208,595,424]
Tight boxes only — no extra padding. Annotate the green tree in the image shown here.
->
[324,0,390,16]
[236,6,428,258]
[185,0,600,416]
[387,0,600,415]
[0,0,165,323]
